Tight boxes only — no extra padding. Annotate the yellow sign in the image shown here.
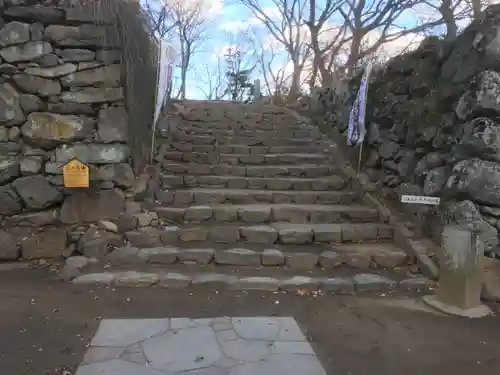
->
[62,158,89,188]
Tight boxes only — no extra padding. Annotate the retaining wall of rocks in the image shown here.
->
[302,5,500,256]
[0,1,138,261]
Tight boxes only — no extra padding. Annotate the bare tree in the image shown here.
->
[142,0,178,38]
[236,0,312,100]
[196,59,227,99]
[160,0,210,99]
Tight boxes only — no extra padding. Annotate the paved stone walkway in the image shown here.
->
[75,317,327,375]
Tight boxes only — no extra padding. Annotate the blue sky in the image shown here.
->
[148,0,455,100]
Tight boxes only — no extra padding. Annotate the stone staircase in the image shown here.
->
[70,101,433,294]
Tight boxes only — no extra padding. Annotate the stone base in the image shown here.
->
[422,295,492,318]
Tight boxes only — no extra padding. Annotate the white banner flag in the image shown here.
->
[153,40,176,127]
[347,62,373,147]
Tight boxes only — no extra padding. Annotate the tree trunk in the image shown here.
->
[288,62,302,101]
[346,32,363,76]
[440,0,457,40]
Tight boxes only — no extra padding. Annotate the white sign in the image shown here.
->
[401,195,441,205]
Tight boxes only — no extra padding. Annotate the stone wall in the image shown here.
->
[303,5,500,256]
[0,0,138,261]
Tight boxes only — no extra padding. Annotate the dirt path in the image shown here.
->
[0,268,499,375]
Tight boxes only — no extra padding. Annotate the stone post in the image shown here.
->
[253,79,261,103]
[423,225,491,317]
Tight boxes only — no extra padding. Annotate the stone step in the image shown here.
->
[70,267,433,294]
[160,174,348,191]
[161,163,340,178]
[173,126,321,139]
[173,121,310,132]
[170,133,327,146]
[167,142,329,155]
[154,188,359,206]
[151,204,380,225]
[101,242,411,271]
[124,223,394,247]
[161,152,330,165]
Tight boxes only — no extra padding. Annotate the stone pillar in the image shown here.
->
[253,79,261,102]
[423,226,491,317]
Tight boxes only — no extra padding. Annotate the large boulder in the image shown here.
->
[454,117,500,162]
[0,82,25,126]
[4,6,65,24]
[24,63,77,78]
[97,107,128,143]
[456,71,500,120]
[0,229,20,260]
[21,228,68,259]
[55,143,130,164]
[21,112,94,149]
[0,41,52,62]
[0,184,22,215]
[0,22,30,47]
[61,87,124,103]
[60,64,121,87]
[60,189,125,224]
[12,175,63,209]
[0,157,20,185]
[56,48,95,62]
[446,158,500,206]
[13,74,61,96]
[44,24,109,47]
[99,164,135,188]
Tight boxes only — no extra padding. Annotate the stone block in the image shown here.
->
[115,271,159,287]
[60,189,125,224]
[215,248,260,266]
[154,207,185,223]
[233,277,280,291]
[399,278,434,292]
[21,228,68,259]
[179,227,208,242]
[313,225,342,242]
[342,224,378,242]
[319,251,343,268]
[105,246,147,264]
[212,206,238,222]
[140,247,179,264]
[0,229,20,261]
[184,206,213,222]
[192,273,237,288]
[209,226,240,242]
[373,251,408,269]
[159,273,191,289]
[240,226,278,244]
[343,252,373,269]
[280,276,320,291]
[261,249,285,266]
[72,273,115,285]
[160,226,180,243]
[278,227,313,244]
[353,274,397,292]
[178,248,214,264]
[125,228,162,248]
[238,206,271,223]
[286,253,318,269]
[322,278,355,294]
[272,206,309,223]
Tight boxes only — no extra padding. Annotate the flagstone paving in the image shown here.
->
[75,317,326,375]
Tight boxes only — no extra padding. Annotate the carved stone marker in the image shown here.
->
[423,225,491,318]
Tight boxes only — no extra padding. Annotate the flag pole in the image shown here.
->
[357,142,363,174]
